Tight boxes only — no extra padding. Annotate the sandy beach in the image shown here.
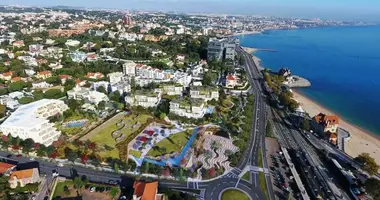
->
[292,91,380,164]
[233,30,262,36]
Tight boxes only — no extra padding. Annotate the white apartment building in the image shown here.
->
[157,84,184,96]
[190,86,219,101]
[125,89,161,108]
[65,39,80,47]
[67,86,109,105]
[0,99,69,146]
[170,97,206,119]
[108,72,125,84]
[123,61,137,76]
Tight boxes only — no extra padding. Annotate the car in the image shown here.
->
[90,187,96,192]
[57,163,64,167]
[16,154,22,158]
[6,154,12,158]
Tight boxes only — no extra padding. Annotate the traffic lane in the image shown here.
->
[204,178,259,200]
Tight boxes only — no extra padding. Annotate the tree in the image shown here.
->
[110,187,120,198]
[67,99,80,111]
[354,153,380,175]
[18,96,35,104]
[364,178,380,200]
[22,138,35,153]
[114,163,119,173]
[301,118,310,131]
[73,176,84,193]
[45,76,60,85]
[8,81,27,92]
[65,149,78,162]
[0,104,6,118]
[202,71,217,86]
[96,86,107,94]
[109,91,120,102]
[63,185,70,196]
[98,101,106,110]
[43,89,64,99]
[0,88,8,95]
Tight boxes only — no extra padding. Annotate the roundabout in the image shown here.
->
[220,188,251,200]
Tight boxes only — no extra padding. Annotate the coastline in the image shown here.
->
[292,90,380,164]
[232,30,262,36]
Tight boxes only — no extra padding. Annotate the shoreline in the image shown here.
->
[292,90,380,164]
[232,30,262,36]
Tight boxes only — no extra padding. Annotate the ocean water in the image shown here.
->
[236,26,380,136]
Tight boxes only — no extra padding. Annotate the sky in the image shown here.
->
[2,0,380,21]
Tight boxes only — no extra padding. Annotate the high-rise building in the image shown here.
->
[207,37,239,62]
[123,14,133,26]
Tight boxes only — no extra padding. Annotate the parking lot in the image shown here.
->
[265,138,299,200]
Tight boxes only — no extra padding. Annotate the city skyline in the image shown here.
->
[2,0,380,22]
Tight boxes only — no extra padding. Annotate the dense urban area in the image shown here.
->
[0,5,378,200]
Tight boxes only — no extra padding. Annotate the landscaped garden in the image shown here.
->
[221,189,250,200]
[84,112,152,158]
[147,129,193,157]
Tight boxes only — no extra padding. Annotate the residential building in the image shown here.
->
[32,81,52,89]
[225,74,239,88]
[67,86,109,105]
[157,83,184,96]
[28,44,44,55]
[176,54,185,62]
[9,168,40,189]
[0,99,69,146]
[35,70,52,79]
[312,113,340,135]
[59,74,73,84]
[49,62,63,70]
[87,52,98,62]
[65,39,80,47]
[170,97,206,118]
[190,86,219,101]
[133,181,164,200]
[0,71,13,81]
[125,89,161,108]
[123,61,137,76]
[207,37,239,62]
[69,51,87,62]
[12,40,25,48]
[108,72,125,84]
[0,162,15,175]
[85,72,104,80]
[92,81,110,92]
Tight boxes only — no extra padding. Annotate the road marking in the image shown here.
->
[235,178,241,188]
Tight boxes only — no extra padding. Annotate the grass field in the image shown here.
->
[88,113,152,158]
[147,129,193,157]
[221,189,250,200]
[242,171,251,182]
[257,148,269,200]
[53,180,74,198]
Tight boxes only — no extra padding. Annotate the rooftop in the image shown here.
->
[0,162,15,174]
[0,99,65,128]
[10,168,34,180]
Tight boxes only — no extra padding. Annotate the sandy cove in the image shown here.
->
[292,91,380,164]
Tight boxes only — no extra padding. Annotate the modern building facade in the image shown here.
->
[170,97,206,118]
[0,99,69,146]
[207,37,239,62]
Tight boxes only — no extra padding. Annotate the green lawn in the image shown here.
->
[258,148,263,168]
[147,129,193,157]
[259,172,270,200]
[221,189,250,200]
[9,183,39,193]
[89,114,152,158]
[242,171,251,182]
[129,149,142,158]
[53,180,74,198]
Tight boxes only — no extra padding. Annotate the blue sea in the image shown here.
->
[236,25,380,137]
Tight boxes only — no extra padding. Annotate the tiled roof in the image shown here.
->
[133,181,158,200]
[10,168,34,179]
[0,162,15,174]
